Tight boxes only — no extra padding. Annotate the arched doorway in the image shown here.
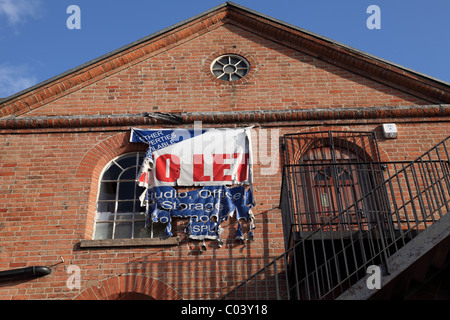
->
[298,146,370,231]
[283,131,386,233]
[280,130,393,299]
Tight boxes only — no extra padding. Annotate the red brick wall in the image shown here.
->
[24,24,426,117]
[0,22,449,300]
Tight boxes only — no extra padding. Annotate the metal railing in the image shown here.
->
[222,136,450,300]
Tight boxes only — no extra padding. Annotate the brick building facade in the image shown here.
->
[1,2,449,300]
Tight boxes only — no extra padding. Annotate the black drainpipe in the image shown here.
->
[0,266,52,282]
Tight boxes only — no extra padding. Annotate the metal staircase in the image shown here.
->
[222,135,450,300]
[338,212,450,299]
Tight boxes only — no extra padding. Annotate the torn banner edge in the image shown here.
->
[130,126,256,244]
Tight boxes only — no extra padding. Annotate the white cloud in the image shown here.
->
[0,0,41,26]
[0,64,38,98]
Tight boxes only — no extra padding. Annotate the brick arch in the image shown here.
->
[74,275,182,300]
[287,126,390,164]
[76,131,147,239]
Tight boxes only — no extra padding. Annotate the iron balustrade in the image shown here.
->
[222,136,450,300]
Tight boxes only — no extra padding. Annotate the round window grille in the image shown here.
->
[210,54,250,81]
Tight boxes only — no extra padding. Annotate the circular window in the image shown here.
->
[210,54,250,81]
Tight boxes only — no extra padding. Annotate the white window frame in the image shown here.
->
[93,152,163,240]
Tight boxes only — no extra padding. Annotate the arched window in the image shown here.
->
[94,152,165,239]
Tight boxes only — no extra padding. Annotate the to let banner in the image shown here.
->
[130,127,253,187]
[130,126,255,242]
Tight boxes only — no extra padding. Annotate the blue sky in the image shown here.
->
[1,0,450,98]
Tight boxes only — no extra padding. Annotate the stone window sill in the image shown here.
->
[79,237,179,248]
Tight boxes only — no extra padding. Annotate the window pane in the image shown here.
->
[230,57,240,65]
[96,211,115,221]
[116,156,136,170]
[231,74,240,81]
[121,167,137,180]
[102,164,121,180]
[213,70,223,77]
[134,221,150,238]
[324,167,333,177]
[94,222,113,239]
[340,171,352,181]
[136,201,146,214]
[117,201,134,213]
[314,172,328,181]
[118,182,136,200]
[114,222,132,239]
[116,211,134,221]
[137,155,144,166]
[320,193,330,208]
[236,68,246,76]
[97,201,115,213]
[235,60,244,67]
[98,182,117,200]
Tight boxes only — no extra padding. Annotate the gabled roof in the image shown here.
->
[1,1,450,118]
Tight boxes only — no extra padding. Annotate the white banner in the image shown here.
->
[130,126,255,241]
[131,127,253,187]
